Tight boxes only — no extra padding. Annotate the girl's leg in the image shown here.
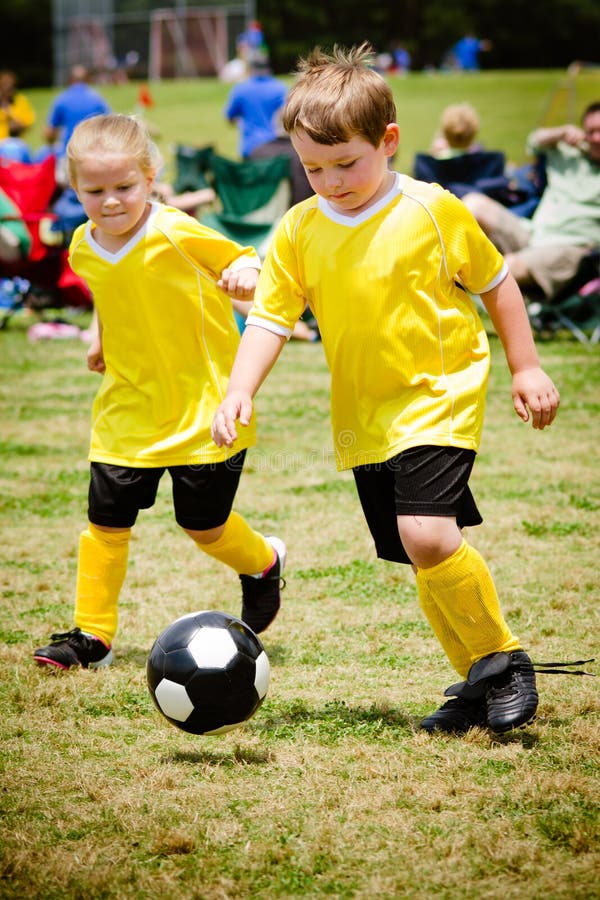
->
[74,523,131,646]
[184,511,275,575]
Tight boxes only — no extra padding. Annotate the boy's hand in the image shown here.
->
[512,368,560,429]
[218,266,259,300]
[211,391,254,447]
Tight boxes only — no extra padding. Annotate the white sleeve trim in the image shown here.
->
[480,261,510,293]
[245,313,293,339]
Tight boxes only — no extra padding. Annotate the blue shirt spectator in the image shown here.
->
[449,34,492,71]
[44,65,110,158]
[224,54,287,159]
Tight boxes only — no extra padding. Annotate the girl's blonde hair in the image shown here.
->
[282,43,396,148]
[439,103,480,149]
[67,113,163,186]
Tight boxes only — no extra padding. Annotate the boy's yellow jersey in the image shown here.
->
[248,174,508,470]
[70,202,259,467]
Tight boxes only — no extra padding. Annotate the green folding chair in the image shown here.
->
[200,153,292,258]
[173,144,215,193]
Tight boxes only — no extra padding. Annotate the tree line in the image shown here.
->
[2,0,599,85]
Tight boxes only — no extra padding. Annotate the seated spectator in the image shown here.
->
[431,103,482,158]
[463,101,600,298]
[44,65,111,183]
[0,136,32,163]
[0,70,35,140]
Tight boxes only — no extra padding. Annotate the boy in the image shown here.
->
[211,45,560,734]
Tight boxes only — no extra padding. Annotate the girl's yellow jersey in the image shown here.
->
[70,202,259,467]
[248,174,508,470]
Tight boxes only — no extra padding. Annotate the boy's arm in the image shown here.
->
[212,325,286,447]
[480,272,560,429]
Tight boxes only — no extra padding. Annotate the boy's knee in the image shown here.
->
[397,515,462,568]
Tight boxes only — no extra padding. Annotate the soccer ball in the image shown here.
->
[147,610,270,735]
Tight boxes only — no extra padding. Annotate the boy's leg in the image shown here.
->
[412,539,520,665]
[355,447,537,732]
[415,573,472,678]
[172,456,286,634]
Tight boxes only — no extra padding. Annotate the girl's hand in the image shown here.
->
[87,339,105,374]
[218,266,259,300]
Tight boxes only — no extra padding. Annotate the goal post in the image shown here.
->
[149,8,245,79]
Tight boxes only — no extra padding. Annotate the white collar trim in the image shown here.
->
[85,201,159,262]
[317,172,404,225]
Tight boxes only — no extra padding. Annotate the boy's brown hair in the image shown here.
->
[282,43,396,148]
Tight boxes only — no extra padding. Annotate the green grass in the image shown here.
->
[1,72,600,899]
[0,318,599,899]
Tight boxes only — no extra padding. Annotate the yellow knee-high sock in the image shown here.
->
[415,571,472,677]
[74,524,130,646]
[193,512,274,575]
[417,540,520,666]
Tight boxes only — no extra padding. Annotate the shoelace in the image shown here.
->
[49,627,81,642]
[531,658,596,676]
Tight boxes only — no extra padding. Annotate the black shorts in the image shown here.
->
[88,452,246,530]
[352,445,482,565]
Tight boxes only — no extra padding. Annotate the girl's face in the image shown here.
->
[291,124,399,216]
[73,152,154,250]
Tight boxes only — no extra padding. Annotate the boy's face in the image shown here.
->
[73,152,154,248]
[291,125,400,215]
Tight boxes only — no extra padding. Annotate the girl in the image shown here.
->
[34,114,285,670]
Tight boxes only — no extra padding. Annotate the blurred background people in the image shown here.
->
[0,70,35,141]
[463,101,600,298]
[44,65,111,182]
[445,33,492,71]
[431,103,482,157]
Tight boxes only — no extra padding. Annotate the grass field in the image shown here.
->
[1,71,600,899]
[22,66,600,179]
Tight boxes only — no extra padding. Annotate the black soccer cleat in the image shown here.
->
[239,536,286,634]
[33,627,113,670]
[484,650,539,733]
[420,695,488,734]
[443,649,539,734]
[425,652,595,737]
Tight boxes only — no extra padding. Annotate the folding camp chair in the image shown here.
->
[173,144,215,193]
[527,248,600,344]
[0,156,91,321]
[200,153,292,258]
[414,150,541,211]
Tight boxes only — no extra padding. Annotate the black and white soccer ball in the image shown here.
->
[147,610,270,735]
